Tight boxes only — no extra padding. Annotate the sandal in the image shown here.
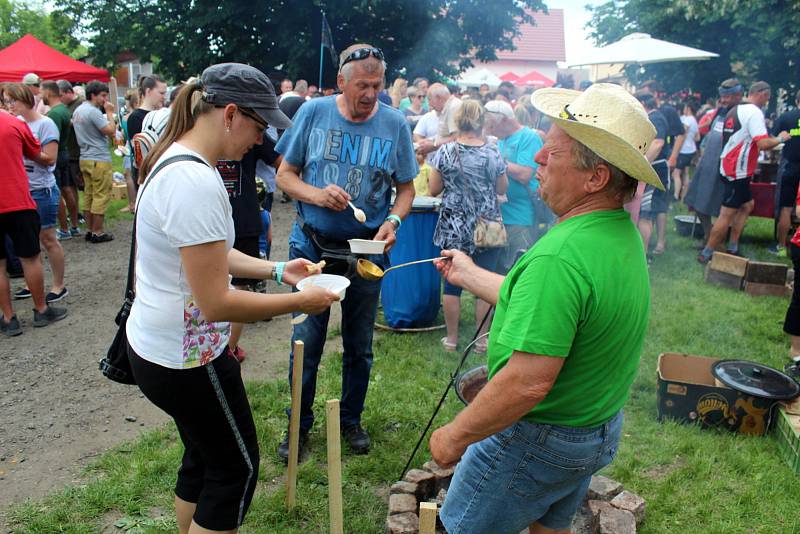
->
[473,338,488,354]
[440,337,457,352]
[652,245,665,255]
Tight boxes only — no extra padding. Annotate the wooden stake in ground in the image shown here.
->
[326,399,343,534]
[109,77,119,115]
[285,340,304,510]
[419,502,438,534]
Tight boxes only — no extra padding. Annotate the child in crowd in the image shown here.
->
[413,151,433,197]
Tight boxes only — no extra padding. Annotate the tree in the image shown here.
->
[587,0,800,103]
[0,0,84,57]
[59,0,546,86]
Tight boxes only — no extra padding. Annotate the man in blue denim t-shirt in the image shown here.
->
[275,43,417,459]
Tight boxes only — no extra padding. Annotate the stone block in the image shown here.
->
[390,481,418,495]
[598,507,637,534]
[389,493,417,516]
[423,460,455,492]
[610,490,646,524]
[433,488,447,507]
[386,511,419,534]
[586,476,623,501]
[404,468,436,501]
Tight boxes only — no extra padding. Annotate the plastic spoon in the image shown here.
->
[348,201,367,224]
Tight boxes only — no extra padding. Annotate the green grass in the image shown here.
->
[8,209,800,533]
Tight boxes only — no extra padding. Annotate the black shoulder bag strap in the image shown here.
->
[122,154,208,303]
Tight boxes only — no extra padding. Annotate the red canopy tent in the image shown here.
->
[0,34,109,83]
[516,70,555,88]
[499,72,520,82]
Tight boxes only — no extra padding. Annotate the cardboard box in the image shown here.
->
[110,183,128,201]
[656,353,776,436]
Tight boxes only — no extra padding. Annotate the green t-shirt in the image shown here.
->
[47,103,71,158]
[486,209,650,427]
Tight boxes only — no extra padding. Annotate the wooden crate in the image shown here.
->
[743,281,790,297]
[704,264,743,291]
[110,183,128,201]
[709,251,748,277]
[745,260,788,285]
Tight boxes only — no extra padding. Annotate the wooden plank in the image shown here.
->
[709,251,749,277]
[745,260,788,285]
[286,341,304,510]
[419,502,438,534]
[326,399,343,534]
[743,281,790,297]
[704,265,743,291]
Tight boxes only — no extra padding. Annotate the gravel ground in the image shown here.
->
[0,200,343,528]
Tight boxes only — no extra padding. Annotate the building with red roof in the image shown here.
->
[462,9,566,85]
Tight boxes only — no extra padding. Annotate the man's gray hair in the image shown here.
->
[294,79,308,93]
[338,44,386,82]
[571,139,638,203]
[428,83,450,99]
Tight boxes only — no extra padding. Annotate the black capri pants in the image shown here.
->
[128,345,259,531]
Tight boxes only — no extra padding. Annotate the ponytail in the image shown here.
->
[139,81,214,177]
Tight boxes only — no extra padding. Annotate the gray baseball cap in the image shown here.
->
[200,63,292,129]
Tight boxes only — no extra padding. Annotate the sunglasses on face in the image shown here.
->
[339,47,385,69]
[238,107,268,131]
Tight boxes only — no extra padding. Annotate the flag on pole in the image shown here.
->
[321,12,337,65]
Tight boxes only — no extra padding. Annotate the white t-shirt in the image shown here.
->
[720,103,769,180]
[680,115,699,154]
[413,110,439,139]
[127,143,235,369]
[20,116,58,190]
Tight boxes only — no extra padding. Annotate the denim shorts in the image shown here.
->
[30,185,61,230]
[441,411,623,533]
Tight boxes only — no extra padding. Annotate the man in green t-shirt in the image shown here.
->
[429,83,665,534]
[42,81,80,239]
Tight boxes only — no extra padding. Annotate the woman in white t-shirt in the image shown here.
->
[127,64,339,534]
[675,101,700,201]
[6,83,69,305]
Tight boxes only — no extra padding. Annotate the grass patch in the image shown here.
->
[8,208,800,533]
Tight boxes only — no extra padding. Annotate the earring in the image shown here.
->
[225,125,231,133]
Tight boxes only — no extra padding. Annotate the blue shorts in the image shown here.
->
[441,411,623,533]
[30,185,61,230]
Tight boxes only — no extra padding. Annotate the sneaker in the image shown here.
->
[90,232,114,243]
[56,229,72,240]
[767,244,787,257]
[46,287,69,303]
[13,288,31,299]
[278,429,309,463]
[0,315,22,337]
[84,232,94,242]
[697,253,711,265]
[341,424,370,455]
[77,215,86,225]
[69,226,81,237]
[32,305,68,327]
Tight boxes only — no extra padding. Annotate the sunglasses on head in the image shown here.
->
[339,47,384,69]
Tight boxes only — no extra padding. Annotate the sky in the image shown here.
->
[544,0,604,66]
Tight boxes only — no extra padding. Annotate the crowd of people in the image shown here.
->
[3,42,799,534]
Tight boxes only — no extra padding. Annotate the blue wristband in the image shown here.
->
[385,214,402,230]
[275,262,286,286]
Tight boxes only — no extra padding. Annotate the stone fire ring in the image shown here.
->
[387,460,646,534]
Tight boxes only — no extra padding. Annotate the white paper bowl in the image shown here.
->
[348,239,387,254]
[296,274,351,300]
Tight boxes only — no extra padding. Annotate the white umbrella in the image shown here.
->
[568,33,719,67]
[457,68,502,88]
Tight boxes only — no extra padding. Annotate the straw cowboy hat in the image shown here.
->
[532,83,663,190]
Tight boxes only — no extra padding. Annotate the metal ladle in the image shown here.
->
[356,256,449,281]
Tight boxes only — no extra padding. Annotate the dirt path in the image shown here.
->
[0,200,340,528]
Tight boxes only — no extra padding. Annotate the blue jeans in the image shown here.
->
[441,411,623,533]
[30,184,61,230]
[287,224,383,432]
